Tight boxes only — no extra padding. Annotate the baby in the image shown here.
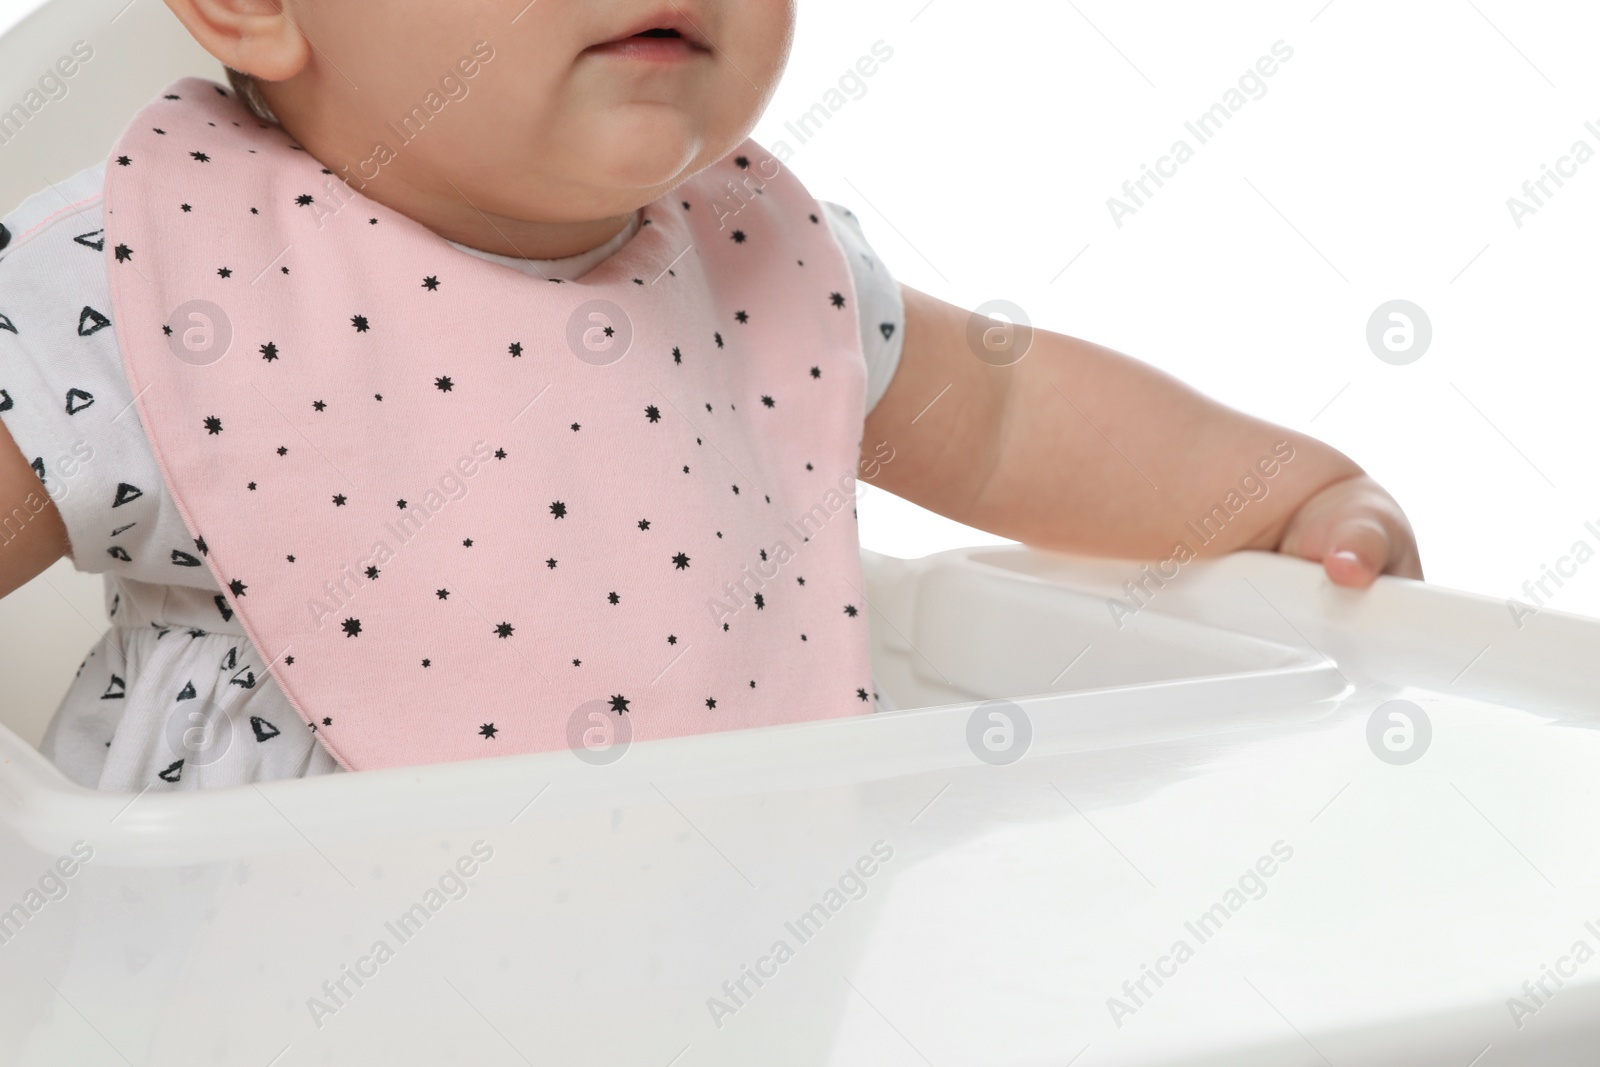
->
[0,0,1421,792]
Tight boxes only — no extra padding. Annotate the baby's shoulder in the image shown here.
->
[1,160,108,263]
[0,159,119,374]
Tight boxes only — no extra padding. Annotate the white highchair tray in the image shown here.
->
[2,544,1596,1066]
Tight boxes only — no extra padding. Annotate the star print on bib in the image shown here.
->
[101,78,876,771]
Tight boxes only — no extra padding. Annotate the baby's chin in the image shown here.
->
[554,104,728,195]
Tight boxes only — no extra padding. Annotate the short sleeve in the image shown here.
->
[0,162,217,589]
[817,201,904,416]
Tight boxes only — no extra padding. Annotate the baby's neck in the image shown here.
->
[434,203,634,260]
[281,117,642,261]
[371,181,640,260]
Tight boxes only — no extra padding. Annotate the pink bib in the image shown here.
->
[102,78,875,771]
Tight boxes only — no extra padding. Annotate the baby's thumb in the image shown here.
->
[1321,518,1391,588]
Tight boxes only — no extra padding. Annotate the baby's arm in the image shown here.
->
[862,285,1421,587]
[0,419,69,600]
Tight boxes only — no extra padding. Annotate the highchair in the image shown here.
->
[2,2,1599,1063]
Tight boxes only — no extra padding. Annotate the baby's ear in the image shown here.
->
[161,0,310,83]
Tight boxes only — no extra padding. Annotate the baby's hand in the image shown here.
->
[1274,474,1423,588]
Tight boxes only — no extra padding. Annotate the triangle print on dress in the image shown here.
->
[77,306,111,336]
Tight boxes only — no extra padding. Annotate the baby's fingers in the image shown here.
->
[1274,474,1424,587]
[1321,518,1393,588]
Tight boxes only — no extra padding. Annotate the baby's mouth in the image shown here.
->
[585,20,712,61]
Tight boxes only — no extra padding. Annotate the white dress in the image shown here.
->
[0,161,905,792]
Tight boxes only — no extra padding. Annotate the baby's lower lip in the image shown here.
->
[586,36,706,62]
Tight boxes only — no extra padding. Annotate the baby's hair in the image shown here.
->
[224,66,279,125]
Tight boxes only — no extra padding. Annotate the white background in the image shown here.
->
[0,0,33,38]
[5,0,1599,622]
[758,0,1600,625]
